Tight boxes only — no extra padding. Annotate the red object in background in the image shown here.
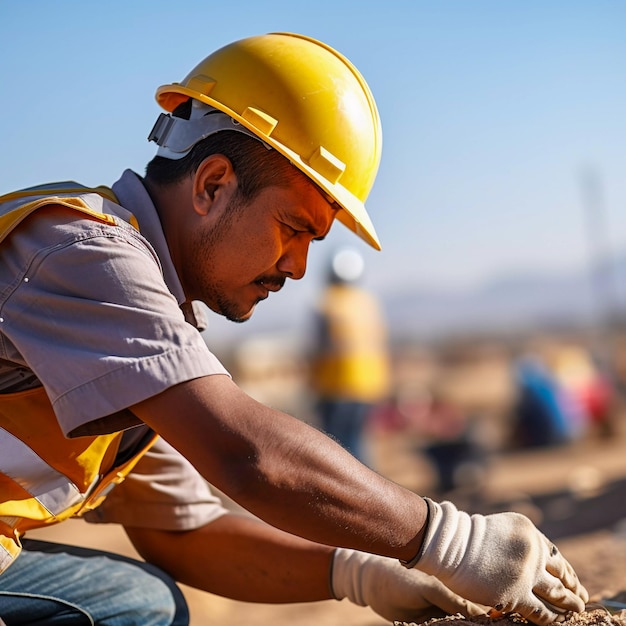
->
[578,376,613,424]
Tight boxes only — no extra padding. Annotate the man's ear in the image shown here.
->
[192,154,236,216]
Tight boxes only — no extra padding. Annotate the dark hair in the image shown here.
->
[144,99,301,202]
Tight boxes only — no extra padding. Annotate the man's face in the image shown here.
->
[189,173,337,322]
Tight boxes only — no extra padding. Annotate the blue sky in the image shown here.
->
[1,1,625,335]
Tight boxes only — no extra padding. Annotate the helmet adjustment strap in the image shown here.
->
[148,109,269,160]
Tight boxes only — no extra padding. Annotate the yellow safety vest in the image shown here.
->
[311,283,391,402]
[0,184,157,573]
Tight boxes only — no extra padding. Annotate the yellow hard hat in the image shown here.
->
[154,32,382,250]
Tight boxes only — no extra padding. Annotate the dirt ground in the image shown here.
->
[29,420,626,626]
[399,609,626,626]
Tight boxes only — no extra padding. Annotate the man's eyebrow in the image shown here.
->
[292,209,335,238]
[297,217,325,238]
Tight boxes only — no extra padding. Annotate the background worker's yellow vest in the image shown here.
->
[0,184,156,574]
[311,284,391,402]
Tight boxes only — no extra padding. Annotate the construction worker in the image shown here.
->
[0,33,587,624]
[311,247,391,466]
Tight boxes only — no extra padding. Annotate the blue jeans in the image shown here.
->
[0,539,189,625]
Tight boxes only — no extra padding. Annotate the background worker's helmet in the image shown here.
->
[328,248,365,284]
[152,32,383,250]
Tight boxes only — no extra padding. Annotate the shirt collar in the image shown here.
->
[111,169,186,306]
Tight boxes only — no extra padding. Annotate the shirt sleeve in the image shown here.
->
[0,207,230,436]
[84,437,230,530]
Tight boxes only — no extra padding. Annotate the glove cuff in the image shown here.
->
[330,548,365,601]
[329,548,339,600]
[400,496,434,569]
[331,547,370,607]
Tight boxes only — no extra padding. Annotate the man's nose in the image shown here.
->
[277,240,309,280]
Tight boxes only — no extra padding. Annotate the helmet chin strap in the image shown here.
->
[148,101,269,160]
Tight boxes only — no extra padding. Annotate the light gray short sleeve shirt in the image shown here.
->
[0,169,231,529]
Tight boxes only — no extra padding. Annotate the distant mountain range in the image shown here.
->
[382,254,626,343]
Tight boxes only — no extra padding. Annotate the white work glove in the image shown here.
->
[331,547,489,622]
[408,498,589,626]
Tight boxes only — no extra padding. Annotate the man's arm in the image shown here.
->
[130,373,588,625]
[125,510,492,623]
[125,512,334,603]
[130,373,427,561]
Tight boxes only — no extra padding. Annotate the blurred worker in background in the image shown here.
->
[310,248,391,466]
[0,33,587,625]
[551,344,616,439]
[511,344,616,450]
[512,354,575,449]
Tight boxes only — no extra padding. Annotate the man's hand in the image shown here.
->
[411,499,589,625]
[331,547,488,622]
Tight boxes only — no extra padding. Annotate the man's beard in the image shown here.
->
[215,292,257,324]
[192,193,259,323]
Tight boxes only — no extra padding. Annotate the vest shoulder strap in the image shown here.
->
[0,183,139,245]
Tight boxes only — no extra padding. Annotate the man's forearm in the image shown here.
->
[126,512,335,603]
[131,375,427,561]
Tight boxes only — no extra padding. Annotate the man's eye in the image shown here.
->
[282,222,300,236]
